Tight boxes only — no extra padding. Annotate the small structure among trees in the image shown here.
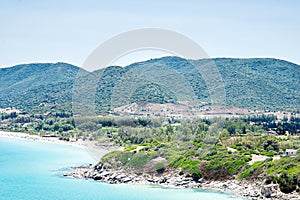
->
[285,149,297,156]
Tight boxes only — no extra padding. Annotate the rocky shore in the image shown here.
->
[64,164,300,200]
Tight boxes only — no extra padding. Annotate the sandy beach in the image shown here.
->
[0,131,122,161]
[0,131,86,148]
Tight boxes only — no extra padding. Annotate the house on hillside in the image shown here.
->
[267,130,277,136]
[286,149,297,156]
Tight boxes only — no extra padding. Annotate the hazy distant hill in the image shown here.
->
[0,62,84,95]
[0,57,299,113]
[0,62,85,111]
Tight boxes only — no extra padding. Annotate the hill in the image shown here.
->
[0,57,299,113]
[0,62,86,111]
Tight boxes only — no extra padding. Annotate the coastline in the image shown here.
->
[65,164,300,200]
[0,131,86,148]
[2,130,300,200]
[0,131,121,160]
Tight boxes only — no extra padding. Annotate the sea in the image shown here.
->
[0,137,245,200]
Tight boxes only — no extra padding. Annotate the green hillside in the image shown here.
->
[0,62,85,110]
[0,57,299,113]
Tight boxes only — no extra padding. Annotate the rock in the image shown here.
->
[94,175,103,181]
[115,174,127,180]
[122,177,132,183]
[153,177,160,183]
[159,177,167,183]
[261,184,278,198]
[65,165,300,200]
[116,161,123,168]
[146,177,155,183]
[100,171,112,177]
[249,190,260,198]
[102,163,111,169]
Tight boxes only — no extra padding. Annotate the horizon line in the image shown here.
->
[1,56,300,70]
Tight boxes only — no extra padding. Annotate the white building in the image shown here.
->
[286,149,297,156]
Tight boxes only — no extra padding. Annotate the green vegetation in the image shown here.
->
[124,145,138,151]
[95,115,300,194]
[238,156,300,194]
[156,162,165,173]
[1,57,300,113]
[1,92,300,194]
[102,150,159,169]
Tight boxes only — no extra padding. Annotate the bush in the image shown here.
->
[278,174,297,193]
[226,160,247,174]
[148,151,159,159]
[156,162,165,173]
[185,150,196,157]
[101,150,122,163]
[128,152,149,168]
[116,151,133,165]
[238,161,266,179]
[260,151,274,157]
[189,165,202,181]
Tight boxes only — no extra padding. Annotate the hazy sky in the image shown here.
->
[0,0,299,68]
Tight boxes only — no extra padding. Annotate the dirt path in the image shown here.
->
[249,154,269,165]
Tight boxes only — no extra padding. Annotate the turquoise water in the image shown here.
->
[0,137,244,200]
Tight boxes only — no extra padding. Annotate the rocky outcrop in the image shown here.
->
[64,164,202,188]
[64,164,300,200]
[261,184,278,198]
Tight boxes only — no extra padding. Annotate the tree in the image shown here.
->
[242,126,246,134]
[227,125,236,135]
[166,125,174,134]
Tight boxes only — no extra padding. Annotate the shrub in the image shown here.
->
[101,150,123,163]
[185,150,196,157]
[238,161,266,179]
[277,174,297,193]
[148,150,159,159]
[189,165,202,181]
[156,162,165,173]
[226,160,247,174]
[260,151,274,157]
[116,151,133,165]
[128,152,149,168]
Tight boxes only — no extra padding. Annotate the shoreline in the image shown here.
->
[2,131,300,199]
[65,164,300,200]
[0,131,87,148]
[0,131,121,161]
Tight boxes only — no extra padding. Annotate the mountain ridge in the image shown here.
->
[0,57,299,113]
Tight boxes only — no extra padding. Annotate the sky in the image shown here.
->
[0,0,299,68]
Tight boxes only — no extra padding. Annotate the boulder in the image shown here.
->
[122,177,132,183]
[261,184,278,198]
[94,175,103,181]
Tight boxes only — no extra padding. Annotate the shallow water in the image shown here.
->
[0,137,245,200]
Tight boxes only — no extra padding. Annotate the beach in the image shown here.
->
[0,131,86,148]
[0,131,122,160]
[1,130,299,200]
[0,133,243,200]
